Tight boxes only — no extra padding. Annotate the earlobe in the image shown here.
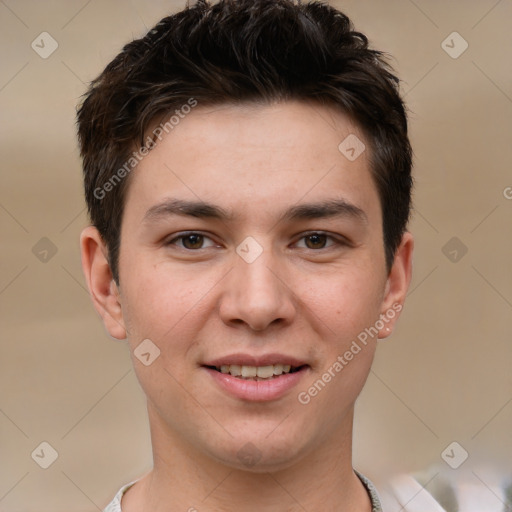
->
[378,231,414,340]
[80,226,127,340]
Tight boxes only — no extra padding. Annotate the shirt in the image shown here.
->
[103,468,512,511]
[103,471,383,511]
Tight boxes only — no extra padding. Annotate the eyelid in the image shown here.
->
[292,231,350,249]
[164,230,350,251]
[166,231,220,249]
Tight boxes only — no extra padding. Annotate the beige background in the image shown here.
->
[1,0,511,510]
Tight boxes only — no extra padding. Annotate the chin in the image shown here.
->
[208,430,312,473]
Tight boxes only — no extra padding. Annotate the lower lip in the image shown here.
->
[204,367,308,402]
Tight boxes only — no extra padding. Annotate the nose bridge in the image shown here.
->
[239,251,281,298]
[220,239,295,330]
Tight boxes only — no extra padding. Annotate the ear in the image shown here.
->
[80,226,127,340]
[378,231,414,339]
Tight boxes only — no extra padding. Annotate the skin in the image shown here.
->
[81,101,413,511]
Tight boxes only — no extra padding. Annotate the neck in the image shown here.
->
[123,404,372,512]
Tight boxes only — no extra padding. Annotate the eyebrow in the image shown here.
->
[143,198,233,223]
[280,199,367,224]
[143,197,367,224]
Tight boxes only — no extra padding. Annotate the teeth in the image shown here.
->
[241,366,257,378]
[229,364,241,377]
[216,364,296,379]
[273,364,283,375]
[256,365,274,378]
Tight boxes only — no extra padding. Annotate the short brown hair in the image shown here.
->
[77,0,412,283]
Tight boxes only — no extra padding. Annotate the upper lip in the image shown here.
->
[203,353,308,368]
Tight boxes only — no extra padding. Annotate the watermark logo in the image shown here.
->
[237,442,262,467]
[441,441,468,469]
[134,339,161,366]
[442,236,468,263]
[236,236,263,264]
[338,134,366,161]
[441,32,468,59]
[31,32,58,59]
[31,441,58,469]
[32,237,58,263]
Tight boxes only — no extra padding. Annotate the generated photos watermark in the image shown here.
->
[297,303,402,405]
[93,98,198,200]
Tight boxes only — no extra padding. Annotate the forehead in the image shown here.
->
[123,101,380,226]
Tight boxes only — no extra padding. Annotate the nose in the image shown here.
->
[219,245,296,332]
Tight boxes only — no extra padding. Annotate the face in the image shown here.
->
[82,101,412,472]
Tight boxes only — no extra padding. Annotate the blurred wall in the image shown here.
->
[1,0,511,510]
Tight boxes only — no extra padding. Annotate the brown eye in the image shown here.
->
[294,232,346,251]
[304,233,328,249]
[167,232,217,250]
[181,234,204,249]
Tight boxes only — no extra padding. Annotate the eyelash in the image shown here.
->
[166,231,348,251]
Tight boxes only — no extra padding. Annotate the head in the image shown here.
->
[78,0,413,472]
[78,0,412,284]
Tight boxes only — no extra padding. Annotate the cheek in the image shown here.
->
[296,272,381,428]
[121,268,189,344]
[119,270,203,409]
[120,261,224,360]
[300,264,385,340]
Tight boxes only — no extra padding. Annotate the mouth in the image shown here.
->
[205,363,307,381]
[202,354,310,401]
